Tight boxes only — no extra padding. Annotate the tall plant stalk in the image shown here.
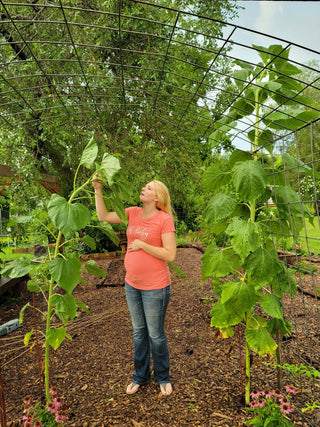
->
[202,44,318,404]
[1,138,132,404]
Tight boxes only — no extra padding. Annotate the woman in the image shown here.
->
[92,176,176,396]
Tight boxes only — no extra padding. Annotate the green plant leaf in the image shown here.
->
[245,327,277,355]
[84,260,106,277]
[49,256,81,293]
[230,98,255,119]
[226,218,262,261]
[108,193,128,225]
[79,137,98,169]
[96,222,120,245]
[202,165,231,191]
[221,281,259,318]
[229,149,252,168]
[24,329,33,346]
[27,280,40,292]
[51,294,77,324]
[100,154,121,186]
[244,248,282,286]
[253,44,287,65]
[263,109,320,131]
[201,243,241,280]
[247,314,268,329]
[260,294,283,319]
[232,161,268,202]
[211,299,243,328]
[267,318,292,337]
[247,128,274,153]
[47,327,66,350]
[270,265,297,296]
[203,193,237,222]
[19,302,30,324]
[81,235,96,250]
[1,257,31,278]
[75,299,90,314]
[283,153,312,174]
[48,194,91,236]
[272,185,312,218]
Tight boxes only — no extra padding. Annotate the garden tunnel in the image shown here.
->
[1,0,320,425]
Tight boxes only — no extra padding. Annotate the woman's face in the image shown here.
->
[140,181,158,204]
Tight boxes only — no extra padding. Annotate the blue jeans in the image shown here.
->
[125,282,171,385]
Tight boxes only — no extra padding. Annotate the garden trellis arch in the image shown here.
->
[1,0,320,424]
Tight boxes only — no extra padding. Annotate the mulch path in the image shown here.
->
[0,248,319,426]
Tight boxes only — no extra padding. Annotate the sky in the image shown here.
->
[224,1,320,65]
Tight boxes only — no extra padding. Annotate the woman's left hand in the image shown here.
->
[128,239,144,252]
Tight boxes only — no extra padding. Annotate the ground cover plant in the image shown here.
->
[201,44,319,408]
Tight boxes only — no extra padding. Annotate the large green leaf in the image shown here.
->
[204,193,237,222]
[221,281,259,317]
[84,260,106,277]
[263,109,320,131]
[100,154,121,186]
[272,185,312,218]
[79,137,98,169]
[1,257,31,278]
[211,299,243,328]
[51,294,77,325]
[108,193,128,225]
[48,194,91,236]
[260,294,283,319]
[226,218,262,261]
[232,160,268,202]
[49,256,81,293]
[230,98,255,119]
[267,318,292,337]
[229,149,252,168]
[245,327,277,355]
[202,165,231,191]
[201,243,241,280]
[253,44,287,65]
[283,153,312,175]
[47,327,66,350]
[81,235,96,250]
[244,248,282,286]
[270,265,297,297]
[247,128,274,153]
[96,222,120,245]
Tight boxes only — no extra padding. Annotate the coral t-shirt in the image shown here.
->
[124,207,176,290]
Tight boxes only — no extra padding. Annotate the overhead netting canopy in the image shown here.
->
[1,1,320,425]
[0,0,319,144]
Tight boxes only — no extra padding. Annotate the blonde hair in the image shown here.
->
[153,180,174,218]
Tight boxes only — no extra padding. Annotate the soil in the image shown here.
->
[0,248,319,427]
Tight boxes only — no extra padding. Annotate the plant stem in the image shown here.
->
[245,311,251,405]
[44,229,63,402]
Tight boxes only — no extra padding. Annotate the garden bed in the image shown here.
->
[0,248,319,426]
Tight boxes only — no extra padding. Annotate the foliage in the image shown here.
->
[0,0,239,213]
[201,44,318,404]
[246,387,295,427]
[0,138,132,402]
[22,387,66,426]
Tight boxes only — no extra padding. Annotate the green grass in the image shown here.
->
[281,219,320,254]
[0,246,34,263]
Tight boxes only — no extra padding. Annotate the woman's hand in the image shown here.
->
[128,239,144,252]
[92,173,103,191]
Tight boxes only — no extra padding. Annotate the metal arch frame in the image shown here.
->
[0,0,319,148]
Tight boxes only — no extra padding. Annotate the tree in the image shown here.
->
[0,0,239,210]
